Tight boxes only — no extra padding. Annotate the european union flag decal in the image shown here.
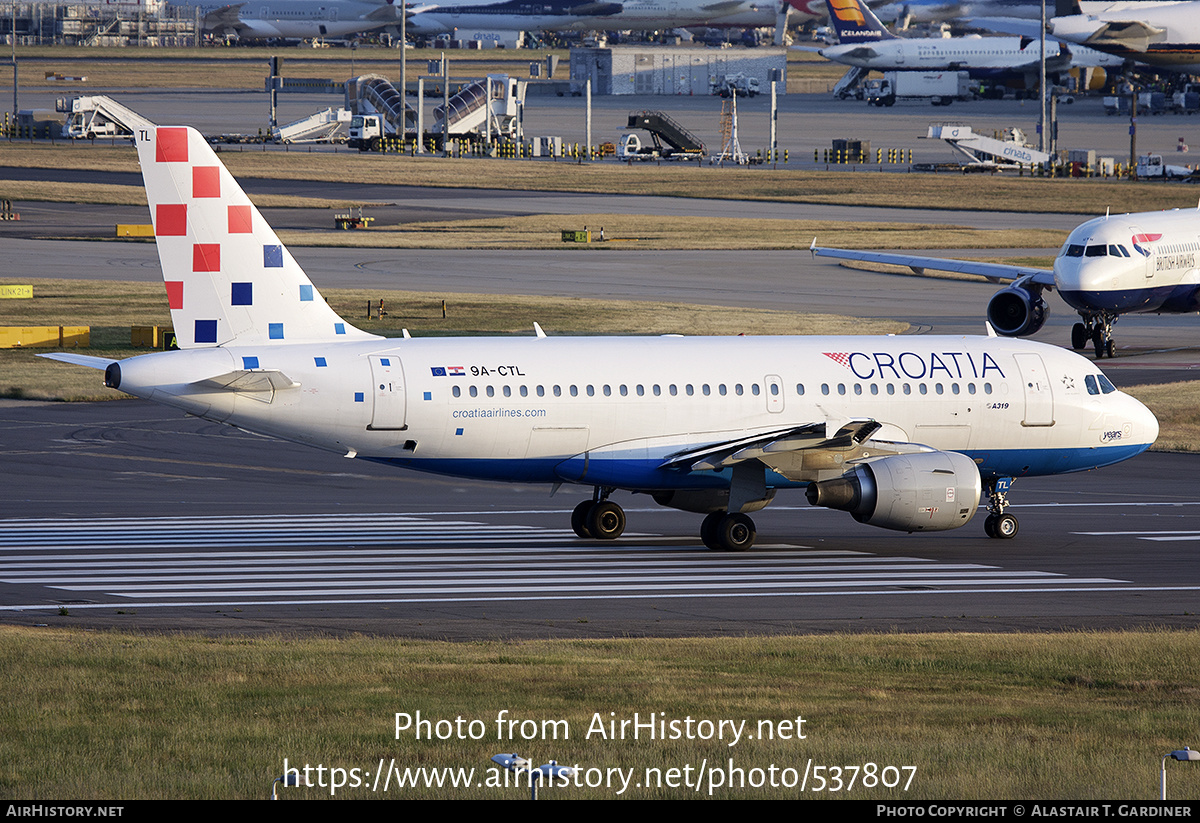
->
[431,366,447,377]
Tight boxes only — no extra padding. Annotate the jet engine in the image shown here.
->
[986,280,1048,337]
[805,451,981,532]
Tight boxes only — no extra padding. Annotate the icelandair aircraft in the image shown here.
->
[812,207,1200,358]
[818,0,1106,85]
[46,127,1158,548]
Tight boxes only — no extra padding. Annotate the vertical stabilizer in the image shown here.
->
[824,0,896,43]
[134,126,376,349]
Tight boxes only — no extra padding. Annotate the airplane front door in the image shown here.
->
[1013,352,1054,427]
[367,355,407,430]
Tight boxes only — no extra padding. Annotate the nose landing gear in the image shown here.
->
[983,477,1018,539]
[1072,313,1117,358]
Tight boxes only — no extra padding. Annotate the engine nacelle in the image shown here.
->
[805,452,981,532]
[986,283,1048,337]
[652,488,775,514]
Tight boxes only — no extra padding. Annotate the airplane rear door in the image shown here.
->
[367,355,407,430]
[1013,352,1054,427]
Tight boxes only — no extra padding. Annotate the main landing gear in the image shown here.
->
[1072,313,1117,359]
[570,488,757,551]
[982,477,1018,539]
[571,488,626,540]
[700,511,757,552]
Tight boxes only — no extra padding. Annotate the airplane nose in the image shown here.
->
[1138,396,1160,448]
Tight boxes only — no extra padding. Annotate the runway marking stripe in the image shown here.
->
[2,561,963,581]
[4,586,1198,612]
[56,575,1120,599]
[37,567,1024,589]
[0,512,1138,609]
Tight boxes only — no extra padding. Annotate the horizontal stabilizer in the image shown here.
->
[195,369,300,393]
[37,353,116,370]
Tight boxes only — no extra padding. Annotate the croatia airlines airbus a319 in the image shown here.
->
[46,127,1157,549]
[813,207,1200,358]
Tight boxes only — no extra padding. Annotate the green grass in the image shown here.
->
[2,627,1199,799]
[4,142,1195,216]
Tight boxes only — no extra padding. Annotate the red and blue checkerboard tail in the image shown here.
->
[134,126,377,350]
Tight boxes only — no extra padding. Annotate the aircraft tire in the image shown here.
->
[1072,323,1088,351]
[1105,339,1115,358]
[587,501,626,540]
[717,513,756,552]
[571,500,594,539]
[984,514,997,538]
[992,513,1019,539]
[700,511,725,550]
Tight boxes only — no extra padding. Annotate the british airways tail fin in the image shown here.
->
[134,126,377,349]
[824,0,896,43]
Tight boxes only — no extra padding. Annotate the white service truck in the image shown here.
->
[1136,154,1195,180]
[864,71,971,107]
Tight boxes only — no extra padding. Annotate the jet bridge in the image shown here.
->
[927,123,1051,169]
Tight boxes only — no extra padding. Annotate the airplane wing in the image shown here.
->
[658,420,882,472]
[1080,19,1166,53]
[202,3,247,33]
[810,240,1056,288]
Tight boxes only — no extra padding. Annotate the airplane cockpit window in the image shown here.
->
[1085,375,1099,395]
[1085,245,1108,257]
[1109,244,1127,257]
[1098,374,1117,394]
[1064,244,1085,257]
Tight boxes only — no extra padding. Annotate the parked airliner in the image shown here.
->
[818,0,1117,87]
[172,0,401,40]
[1047,0,1200,73]
[45,126,1157,549]
[812,207,1200,358]
[403,0,790,38]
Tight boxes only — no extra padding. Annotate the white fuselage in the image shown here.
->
[406,0,777,36]
[109,334,1157,492]
[820,34,1053,73]
[171,0,399,39]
